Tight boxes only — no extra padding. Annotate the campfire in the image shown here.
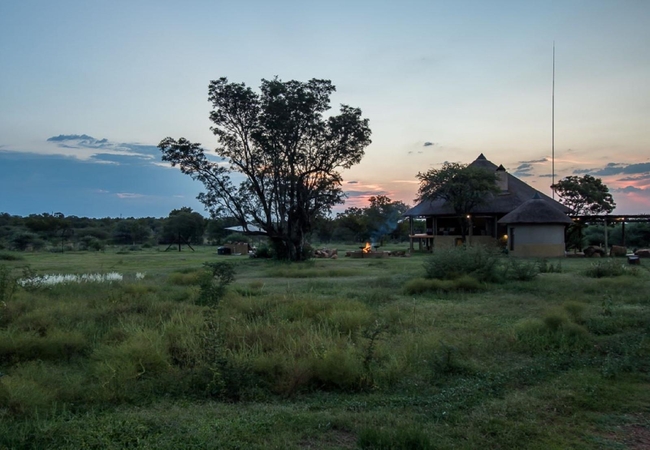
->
[347,242,389,258]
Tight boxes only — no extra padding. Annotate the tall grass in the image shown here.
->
[423,246,503,282]
[0,248,648,449]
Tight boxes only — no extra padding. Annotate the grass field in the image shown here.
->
[0,245,648,449]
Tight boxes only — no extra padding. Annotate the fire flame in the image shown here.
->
[362,242,372,253]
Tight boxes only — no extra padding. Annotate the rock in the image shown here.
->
[330,254,338,259]
[610,245,627,257]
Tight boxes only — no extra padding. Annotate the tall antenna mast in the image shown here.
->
[552,41,555,199]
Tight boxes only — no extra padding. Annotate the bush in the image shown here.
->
[253,244,273,259]
[505,259,539,281]
[0,265,17,303]
[584,259,637,278]
[537,258,562,273]
[514,312,591,353]
[196,262,235,307]
[0,253,23,261]
[563,301,586,323]
[423,246,502,282]
[168,271,203,286]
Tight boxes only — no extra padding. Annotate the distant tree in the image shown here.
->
[551,175,616,215]
[162,208,206,245]
[311,214,336,244]
[416,162,499,239]
[334,207,368,242]
[25,212,70,239]
[159,76,371,261]
[365,195,410,244]
[10,231,43,251]
[112,219,151,245]
[205,216,240,244]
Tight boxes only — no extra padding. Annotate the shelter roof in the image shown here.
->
[498,193,572,225]
[404,154,570,217]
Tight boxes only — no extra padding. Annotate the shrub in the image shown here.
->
[0,253,23,261]
[505,259,538,281]
[0,265,17,303]
[584,259,636,278]
[563,301,586,323]
[537,258,562,273]
[253,244,273,259]
[311,348,364,391]
[0,329,89,364]
[168,270,203,286]
[423,246,502,282]
[0,376,56,416]
[92,329,171,400]
[514,313,591,353]
[196,261,235,307]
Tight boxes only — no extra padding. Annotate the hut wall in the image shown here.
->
[508,225,565,257]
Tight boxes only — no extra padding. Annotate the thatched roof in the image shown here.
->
[498,193,572,225]
[404,154,570,217]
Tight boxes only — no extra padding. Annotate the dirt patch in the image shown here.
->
[623,424,650,450]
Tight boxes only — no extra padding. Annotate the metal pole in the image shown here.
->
[552,42,556,199]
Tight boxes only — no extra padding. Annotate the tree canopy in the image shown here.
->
[332,195,410,243]
[551,175,616,215]
[162,207,206,245]
[159,77,372,260]
[416,162,499,239]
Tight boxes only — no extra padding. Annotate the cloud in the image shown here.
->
[518,158,548,164]
[538,174,557,178]
[512,163,534,178]
[345,190,388,198]
[1,134,159,163]
[612,186,645,193]
[347,180,358,184]
[618,173,650,182]
[391,180,420,184]
[423,142,436,147]
[573,162,650,177]
[151,161,175,169]
[116,192,145,199]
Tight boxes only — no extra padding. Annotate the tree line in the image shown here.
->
[0,196,411,252]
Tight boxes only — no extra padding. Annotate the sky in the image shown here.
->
[1,0,649,218]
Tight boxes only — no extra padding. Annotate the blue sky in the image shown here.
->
[1,0,649,217]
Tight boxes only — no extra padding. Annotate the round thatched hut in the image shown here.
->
[498,193,572,257]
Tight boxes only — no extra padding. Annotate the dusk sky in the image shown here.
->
[1,0,649,217]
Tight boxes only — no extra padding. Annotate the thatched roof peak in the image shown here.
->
[404,154,571,217]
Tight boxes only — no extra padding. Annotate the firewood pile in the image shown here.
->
[313,248,338,259]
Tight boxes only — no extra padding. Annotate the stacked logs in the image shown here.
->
[313,248,338,259]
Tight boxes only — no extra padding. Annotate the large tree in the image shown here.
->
[551,175,615,215]
[159,77,371,261]
[161,207,206,246]
[416,162,499,239]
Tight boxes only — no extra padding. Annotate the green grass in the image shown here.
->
[0,247,648,449]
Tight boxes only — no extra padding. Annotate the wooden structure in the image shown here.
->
[404,154,570,252]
